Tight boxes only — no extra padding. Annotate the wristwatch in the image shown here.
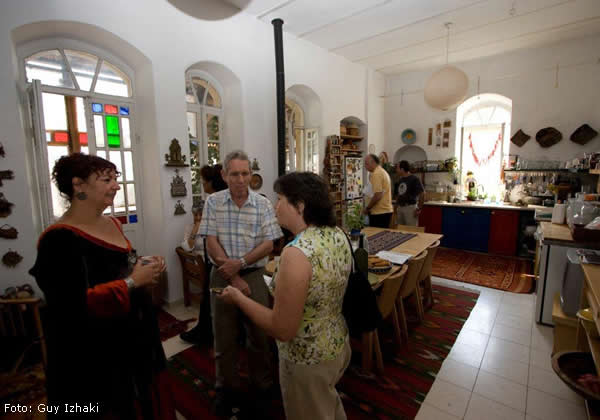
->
[240,257,248,270]
[124,276,136,290]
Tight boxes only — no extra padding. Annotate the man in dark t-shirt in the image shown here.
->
[394,160,424,226]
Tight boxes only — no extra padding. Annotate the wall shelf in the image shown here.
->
[340,134,363,141]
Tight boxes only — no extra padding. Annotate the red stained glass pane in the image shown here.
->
[79,132,88,145]
[116,215,128,224]
[54,132,69,143]
[105,104,118,114]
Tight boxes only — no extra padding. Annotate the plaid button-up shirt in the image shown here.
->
[199,189,282,268]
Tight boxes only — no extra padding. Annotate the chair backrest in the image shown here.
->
[176,246,207,285]
[418,240,440,283]
[0,297,47,372]
[377,265,408,318]
[396,224,425,233]
[398,251,428,299]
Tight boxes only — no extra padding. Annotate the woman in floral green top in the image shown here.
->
[220,172,352,420]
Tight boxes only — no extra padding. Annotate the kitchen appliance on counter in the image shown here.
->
[560,248,585,317]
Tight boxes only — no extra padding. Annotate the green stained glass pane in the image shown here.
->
[105,116,120,147]
[105,115,120,136]
[108,135,120,148]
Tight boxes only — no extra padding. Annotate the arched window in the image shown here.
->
[185,71,223,209]
[22,46,140,242]
[457,94,512,201]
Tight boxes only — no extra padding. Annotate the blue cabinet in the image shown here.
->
[442,207,491,252]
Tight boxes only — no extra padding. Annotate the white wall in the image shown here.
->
[0,0,377,302]
[384,34,600,164]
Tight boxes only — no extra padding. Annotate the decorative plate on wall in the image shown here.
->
[250,173,263,191]
[401,129,416,145]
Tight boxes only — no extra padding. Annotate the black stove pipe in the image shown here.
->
[272,18,285,176]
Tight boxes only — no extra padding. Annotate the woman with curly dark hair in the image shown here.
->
[29,153,174,419]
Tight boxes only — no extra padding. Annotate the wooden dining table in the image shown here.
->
[265,227,442,289]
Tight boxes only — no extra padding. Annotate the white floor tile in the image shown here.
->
[423,379,472,418]
[480,352,529,385]
[485,337,530,364]
[491,324,532,347]
[529,348,553,372]
[531,324,554,353]
[437,358,479,391]
[162,335,195,359]
[501,293,535,307]
[456,328,490,351]
[469,306,499,323]
[526,388,587,420]
[464,316,495,335]
[528,366,584,404]
[448,341,486,368]
[473,370,527,412]
[499,303,535,319]
[465,393,525,420]
[415,403,461,420]
[495,312,534,332]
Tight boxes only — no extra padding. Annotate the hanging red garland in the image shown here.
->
[469,132,502,166]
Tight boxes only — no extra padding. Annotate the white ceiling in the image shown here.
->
[241,0,600,75]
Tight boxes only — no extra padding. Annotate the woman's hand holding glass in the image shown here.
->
[131,258,164,288]
[219,285,243,304]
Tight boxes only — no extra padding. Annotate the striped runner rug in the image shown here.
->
[166,285,478,419]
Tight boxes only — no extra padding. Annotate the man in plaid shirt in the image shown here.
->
[200,150,282,417]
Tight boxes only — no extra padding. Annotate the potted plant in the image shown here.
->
[467,187,478,201]
[344,204,364,239]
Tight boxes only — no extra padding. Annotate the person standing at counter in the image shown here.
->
[395,160,424,226]
[363,154,393,228]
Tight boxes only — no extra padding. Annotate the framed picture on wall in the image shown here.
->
[344,156,363,200]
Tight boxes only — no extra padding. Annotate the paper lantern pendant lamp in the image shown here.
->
[424,22,469,111]
[424,66,468,111]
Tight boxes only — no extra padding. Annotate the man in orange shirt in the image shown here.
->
[364,154,393,228]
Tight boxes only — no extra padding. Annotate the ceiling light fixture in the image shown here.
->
[424,22,469,111]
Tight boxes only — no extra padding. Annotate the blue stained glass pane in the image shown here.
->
[92,103,103,113]
[119,106,129,116]
[129,214,137,223]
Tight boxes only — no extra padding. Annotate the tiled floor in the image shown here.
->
[417,277,587,420]
[163,277,587,420]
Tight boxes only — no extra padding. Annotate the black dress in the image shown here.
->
[29,222,174,419]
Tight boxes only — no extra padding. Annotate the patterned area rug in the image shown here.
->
[158,309,196,342]
[166,285,478,420]
[432,248,534,293]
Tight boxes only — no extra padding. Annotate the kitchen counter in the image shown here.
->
[424,201,541,211]
[539,221,600,249]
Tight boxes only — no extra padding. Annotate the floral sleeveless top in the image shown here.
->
[269,226,352,364]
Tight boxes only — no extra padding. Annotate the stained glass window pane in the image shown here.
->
[208,142,220,166]
[25,50,75,89]
[54,132,69,143]
[42,93,67,131]
[113,187,126,214]
[46,145,69,218]
[81,146,89,154]
[109,151,123,181]
[97,150,107,160]
[187,112,197,139]
[119,106,129,115]
[105,116,120,148]
[92,103,103,113]
[76,97,87,133]
[117,215,128,224]
[46,133,51,143]
[94,115,105,147]
[129,214,138,224]
[95,60,130,97]
[121,118,131,148]
[105,104,118,115]
[64,49,98,91]
[192,77,208,104]
[207,114,219,141]
[79,133,88,145]
[185,79,196,103]
[127,184,136,212]
[124,151,134,181]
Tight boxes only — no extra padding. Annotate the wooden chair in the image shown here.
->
[361,265,408,374]
[0,297,47,374]
[176,246,207,307]
[418,240,440,313]
[395,224,425,233]
[396,251,428,342]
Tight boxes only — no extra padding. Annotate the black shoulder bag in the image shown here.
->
[342,233,382,336]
